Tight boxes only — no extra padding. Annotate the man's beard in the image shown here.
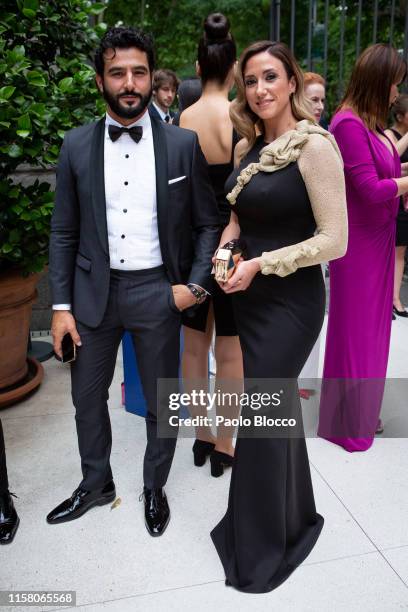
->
[102,84,152,120]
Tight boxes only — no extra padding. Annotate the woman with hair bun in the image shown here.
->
[210,40,347,593]
[180,13,243,477]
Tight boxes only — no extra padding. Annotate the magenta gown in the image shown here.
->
[318,110,400,452]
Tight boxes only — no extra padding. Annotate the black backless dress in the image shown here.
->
[210,136,325,593]
[182,131,240,336]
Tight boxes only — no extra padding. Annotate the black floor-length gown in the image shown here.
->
[210,137,325,593]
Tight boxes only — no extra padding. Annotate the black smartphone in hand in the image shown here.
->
[55,334,77,363]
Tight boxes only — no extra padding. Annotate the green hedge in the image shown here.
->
[0,0,106,274]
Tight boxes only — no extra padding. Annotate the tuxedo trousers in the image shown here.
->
[71,266,181,491]
[0,418,9,494]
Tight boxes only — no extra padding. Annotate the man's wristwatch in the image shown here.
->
[187,283,207,305]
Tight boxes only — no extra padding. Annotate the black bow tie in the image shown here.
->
[108,124,143,143]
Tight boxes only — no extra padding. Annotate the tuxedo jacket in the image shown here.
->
[148,103,174,122]
[49,115,221,328]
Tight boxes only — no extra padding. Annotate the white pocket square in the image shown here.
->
[168,175,186,185]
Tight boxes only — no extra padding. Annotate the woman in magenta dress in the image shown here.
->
[319,44,408,452]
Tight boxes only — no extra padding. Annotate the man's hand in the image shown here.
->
[172,285,197,311]
[51,311,82,359]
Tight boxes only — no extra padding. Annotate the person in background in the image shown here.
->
[299,71,328,398]
[304,71,326,125]
[172,78,202,126]
[0,418,19,544]
[319,44,408,452]
[180,13,242,477]
[385,94,408,317]
[150,68,179,122]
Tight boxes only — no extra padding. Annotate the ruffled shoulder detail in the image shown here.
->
[227,120,341,205]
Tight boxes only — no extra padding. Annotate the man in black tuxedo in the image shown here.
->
[149,69,179,122]
[47,26,220,536]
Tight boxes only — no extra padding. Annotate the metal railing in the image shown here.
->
[269,0,408,99]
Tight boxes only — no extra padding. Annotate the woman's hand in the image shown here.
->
[220,258,261,293]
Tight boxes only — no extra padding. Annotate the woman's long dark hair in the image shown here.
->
[339,44,407,130]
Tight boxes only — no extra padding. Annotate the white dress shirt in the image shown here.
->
[53,110,162,310]
[104,110,162,270]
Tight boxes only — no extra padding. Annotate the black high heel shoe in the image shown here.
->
[393,305,408,318]
[210,450,234,477]
[192,440,215,467]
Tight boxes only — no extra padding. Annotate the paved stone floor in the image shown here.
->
[1,307,408,611]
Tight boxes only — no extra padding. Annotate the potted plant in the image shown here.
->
[0,0,106,405]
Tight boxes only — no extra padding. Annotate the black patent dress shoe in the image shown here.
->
[393,305,408,318]
[0,491,20,545]
[141,487,170,537]
[46,481,116,524]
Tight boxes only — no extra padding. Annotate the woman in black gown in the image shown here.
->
[210,41,348,593]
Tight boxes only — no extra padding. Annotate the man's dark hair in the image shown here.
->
[94,26,156,76]
[177,78,202,112]
[153,69,180,93]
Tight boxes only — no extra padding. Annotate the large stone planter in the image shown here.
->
[0,269,41,388]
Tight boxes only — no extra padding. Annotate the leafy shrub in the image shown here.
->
[0,0,106,274]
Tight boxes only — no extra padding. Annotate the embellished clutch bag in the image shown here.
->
[214,239,246,283]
